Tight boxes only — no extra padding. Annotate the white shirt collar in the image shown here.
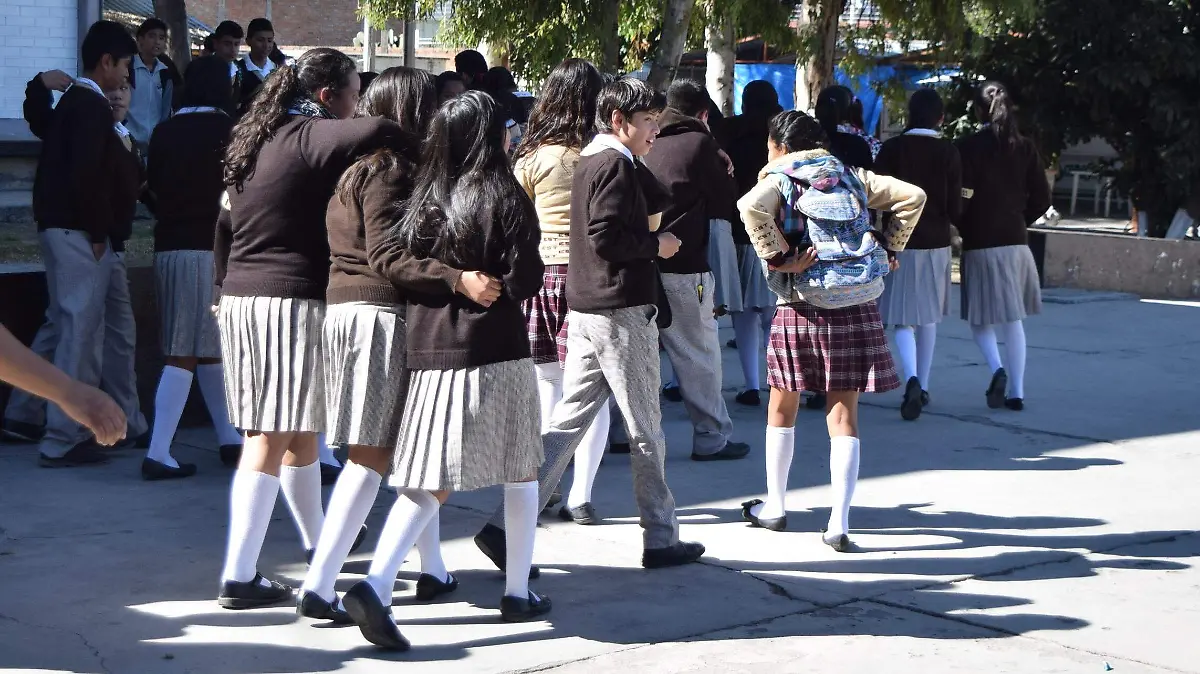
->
[903,128,942,138]
[134,56,166,73]
[242,56,276,78]
[581,133,634,163]
[72,77,105,97]
[114,121,130,138]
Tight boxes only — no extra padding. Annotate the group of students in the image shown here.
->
[2,16,1052,652]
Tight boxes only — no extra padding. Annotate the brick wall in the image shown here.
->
[187,0,365,49]
[0,0,78,119]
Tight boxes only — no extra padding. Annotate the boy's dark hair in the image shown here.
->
[214,20,244,40]
[741,79,782,119]
[435,70,464,94]
[595,78,665,133]
[179,55,235,110]
[203,34,214,51]
[454,49,488,81]
[136,18,168,37]
[82,20,137,72]
[907,87,944,131]
[246,18,273,39]
[665,79,710,118]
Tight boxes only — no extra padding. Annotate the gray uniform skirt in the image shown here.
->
[217,296,325,433]
[960,244,1042,326]
[390,357,542,492]
[324,302,407,448]
[878,246,953,327]
[737,243,776,312]
[155,250,221,358]
[707,219,743,314]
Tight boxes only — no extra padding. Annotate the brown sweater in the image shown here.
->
[874,132,962,250]
[957,131,1052,251]
[147,111,235,252]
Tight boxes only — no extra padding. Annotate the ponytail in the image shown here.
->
[974,80,1022,148]
[814,85,854,139]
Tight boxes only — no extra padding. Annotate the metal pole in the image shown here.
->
[77,0,101,74]
[403,2,416,67]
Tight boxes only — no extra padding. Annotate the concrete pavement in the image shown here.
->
[1,287,1198,673]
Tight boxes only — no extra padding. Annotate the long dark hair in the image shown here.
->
[814,85,854,138]
[769,110,829,153]
[513,58,603,162]
[395,90,531,268]
[178,55,234,111]
[335,66,436,205]
[974,80,1022,148]
[224,47,357,189]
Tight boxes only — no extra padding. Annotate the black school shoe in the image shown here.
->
[306,524,368,565]
[986,368,1008,409]
[691,441,751,462]
[900,376,924,421]
[296,590,353,624]
[342,581,410,651]
[415,572,459,602]
[219,444,242,467]
[141,458,198,481]
[217,573,294,609]
[735,389,761,406]
[39,441,109,468]
[1,419,43,444]
[740,499,787,532]
[473,524,541,579]
[821,530,854,553]
[558,503,598,525]
[1005,398,1025,411]
[642,541,706,569]
[609,442,631,454]
[500,591,552,622]
[806,392,827,410]
[662,386,683,402]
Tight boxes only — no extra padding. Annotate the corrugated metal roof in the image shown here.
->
[102,0,213,42]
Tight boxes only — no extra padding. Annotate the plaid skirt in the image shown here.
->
[766,301,900,393]
[524,264,570,364]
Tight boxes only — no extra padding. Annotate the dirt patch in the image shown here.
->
[0,219,155,267]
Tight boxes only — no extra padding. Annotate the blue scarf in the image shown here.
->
[286,96,336,119]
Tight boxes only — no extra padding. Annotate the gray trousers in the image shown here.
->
[488,306,680,549]
[659,272,733,455]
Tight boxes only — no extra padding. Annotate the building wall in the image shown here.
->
[188,0,364,48]
[0,0,79,118]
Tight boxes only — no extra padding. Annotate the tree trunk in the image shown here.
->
[795,0,839,112]
[704,2,734,116]
[154,0,192,69]
[647,0,697,91]
[597,0,621,74]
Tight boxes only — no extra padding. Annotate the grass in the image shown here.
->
[0,219,155,266]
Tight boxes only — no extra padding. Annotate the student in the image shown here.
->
[213,47,392,610]
[957,81,1050,411]
[357,71,378,97]
[210,21,244,99]
[842,89,882,160]
[337,90,547,649]
[237,18,278,110]
[454,49,488,89]
[641,79,748,462]
[298,67,496,624]
[481,65,522,148]
[510,58,612,524]
[473,78,706,574]
[815,86,874,171]
[126,18,179,158]
[874,88,962,421]
[435,71,465,104]
[738,110,925,551]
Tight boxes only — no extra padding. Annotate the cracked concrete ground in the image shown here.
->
[1,288,1198,673]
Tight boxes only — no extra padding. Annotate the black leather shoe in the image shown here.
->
[921,390,931,407]
[740,499,787,532]
[1,419,43,444]
[39,441,109,468]
[342,581,409,651]
[320,462,343,485]
[986,368,1008,409]
[543,490,562,511]
[609,442,631,454]
[900,376,924,421]
[473,523,540,579]
[662,386,683,402]
[1005,398,1024,411]
[306,524,367,565]
[415,572,459,602]
[734,389,761,406]
[219,444,242,467]
[642,541,705,569]
[821,531,854,553]
[141,458,197,481]
[217,573,294,609]
[691,441,750,462]
[500,591,552,622]
[558,503,597,525]
[115,431,151,450]
[296,590,353,624]
[727,338,738,349]
[806,392,827,410]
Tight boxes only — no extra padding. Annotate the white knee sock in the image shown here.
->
[567,399,611,508]
[366,489,440,604]
[221,470,280,583]
[503,481,538,599]
[732,311,761,391]
[415,508,448,582]
[915,323,938,390]
[750,426,794,520]
[998,320,1027,399]
[147,366,192,467]
[971,324,1004,372]
[317,434,341,468]
[300,462,381,602]
[534,362,564,435]
[826,436,861,537]
[279,461,325,551]
[195,364,243,447]
[893,326,918,382]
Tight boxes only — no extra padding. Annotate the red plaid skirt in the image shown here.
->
[524,264,570,364]
[766,301,900,393]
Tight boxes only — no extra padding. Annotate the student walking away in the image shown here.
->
[435,71,466,105]
[510,58,613,525]
[720,80,782,407]
[213,47,393,610]
[641,79,749,462]
[139,56,242,480]
[957,81,1050,412]
[298,67,497,625]
[237,18,279,113]
[454,49,489,89]
[481,66,523,150]
[874,88,962,421]
[126,18,179,159]
[336,91,548,650]
[738,111,925,550]
[475,78,706,574]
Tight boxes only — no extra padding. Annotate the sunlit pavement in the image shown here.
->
[2,287,1198,673]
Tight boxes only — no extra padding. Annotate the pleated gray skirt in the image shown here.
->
[707,219,743,314]
[217,295,325,433]
[878,246,952,327]
[324,302,407,448]
[390,357,542,492]
[960,244,1042,326]
[155,250,221,358]
[737,243,776,312]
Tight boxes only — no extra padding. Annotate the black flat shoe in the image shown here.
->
[691,441,751,462]
[1,419,43,444]
[320,462,343,485]
[296,590,353,624]
[543,490,562,511]
[735,389,761,406]
[921,390,931,407]
[1005,398,1024,411]
[217,573,294,609]
[39,441,109,468]
[219,444,242,467]
[821,531,853,553]
[342,581,409,651]
[900,376,924,421]
[642,541,705,569]
[415,572,459,601]
[740,499,787,532]
[662,386,683,402]
[306,524,368,565]
[114,431,151,450]
[558,503,598,525]
[473,523,541,579]
[609,442,631,454]
[141,458,197,481]
[806,392,827,410]
[986,368,1008,409]
[727,338,738,349]
[500,591,552,622]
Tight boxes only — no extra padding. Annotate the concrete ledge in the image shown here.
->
[1033,228,1200,299]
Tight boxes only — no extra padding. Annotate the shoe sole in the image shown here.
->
[822,534,853,553]
[900,378,923,421]
[501,605,553,622]
[39,457,109,468]
[643,549,706,569]
[342,588,409,651]
[558,507,598,525]
[217,593,290,610]
[691,450,750,462]
[986,371,1008,409]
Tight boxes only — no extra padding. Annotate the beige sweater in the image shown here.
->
[514,144,579,265]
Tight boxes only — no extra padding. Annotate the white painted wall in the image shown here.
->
[0,0,79,119]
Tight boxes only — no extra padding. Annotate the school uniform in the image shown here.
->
[127,55,177,157]
[721,113,777,313]
[236,56,277,114]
